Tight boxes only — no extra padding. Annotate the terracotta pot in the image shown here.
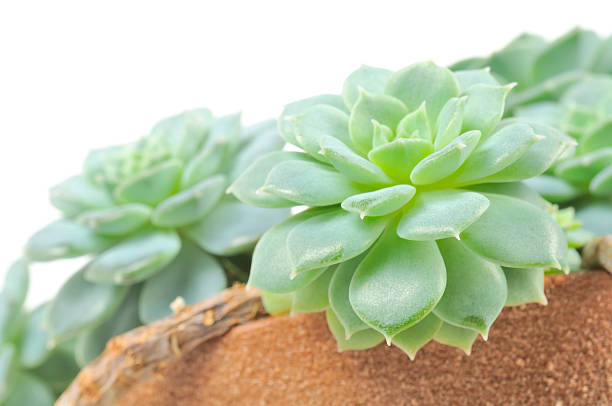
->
[95,271,609,406]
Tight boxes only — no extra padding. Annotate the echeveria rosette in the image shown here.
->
[452,28,612,235]
[231,62,572,358]
[24,110,288,366]
[0,260,79,406]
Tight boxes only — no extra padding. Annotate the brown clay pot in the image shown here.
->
[98,271,609,406]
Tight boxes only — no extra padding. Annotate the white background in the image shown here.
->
[1,0,610,307]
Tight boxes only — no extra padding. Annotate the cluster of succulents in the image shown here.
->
[231,61,574,357]
[0,260,79,406]
[22,109,288,367]
[452,28,612,235]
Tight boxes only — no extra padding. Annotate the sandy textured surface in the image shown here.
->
[112,272,611,405]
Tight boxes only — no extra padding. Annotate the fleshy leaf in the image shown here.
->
[464,182,548,209]
[341,185,415,218]
[555,148,612,186]
[392,313,442,360]
[0,343,16,402]
[229,151,313,208]
[328,255,370,338]
[50,175,113,217]
[152,174,226,227]
[372,120,394,149]
[291,267,334,313]
[25,220,113,261]
[261,291,293,315]
[576,201,612,236]
[503,267,547,306]
[279,94,347,146]
[525,175,583,204]
[487,33,547,88]
[342,65,392,109]
[139,242,226,323]
[114,159,182,205]
[433,322,479,355]
[319,135,392,185]
[76,286,141,366]
[247,209,330,293]
[325,309,384,351]
[46,268,128,341]
[2,373,54,406]
[183,198,289,256]
[262,160,362,206]
[349,90,408,154]
[579,120,612,154]
[434,238,507,338]
[590,163,612,196]
[84,229,181,285]
[453,123,540,184]
[396,102,431,141]
[385,62,459,126]
[410,130,481,185]
[291,105,351,160]
[30,346,79,394]
[434,97,466,150]
[368,138,433,182]
[462,84,513,136]
[20,305,52,368]
[77,203,151,236]
[150,109,212,163]
[397,190,489,241]
[453,69,498,92]
[0,294,21,342]
[287,208,389,274]
[349,228,446,341]
[2,259,28,309]
[181,140,227,189]
[461,194,568,269]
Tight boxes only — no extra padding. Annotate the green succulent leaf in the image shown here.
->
[589,163,612,196]
[392,313,442,360]
[396,102,432,141]
[434,238,507,338]
[433,322,479,355]
[453,68,499,91]
[349,227,446,341]
[461,193,567,270]
[368,138,433,182]
[410,130,481,185]
[580,120,612,154]
[279,94,348,146]
[503,267,547,306]
[555,148,612,186]
[77,203,151,236]
[465,182,549,209]
[434,97,466,150]
[462,84,512,136]
[181,140,227,189]
[0,343,16,403]
[20,305,52,368]
[341,185,415,218]
[46,268,128,341]
[152,174,226,227]
[76,286,141,366]
[261,291,293,315]
[342,65,392,109]
[183,198,289,256]
[385,61,459,126]
[50,175,114,217]
[325,309,384,351]
[262,160,362,206]
[576,201,612,236]
[524,175,582,204]
[328,255,370,338]
[486,34,547,88]
[139,242,226,323]
[397,190,489,241]
[371,121,394,149]
[349,90,408,154]
[150,108,212,163]
[84,229,181,285]
[248,209,330,293]
[25,219,113,261]
[0,294,21,342]
[2,259,28,309]
[2,373,54,406]
[319,135,393,185]
[114,159,182,206]
[286,207,389,274]
[453,123,540,184]
[229,151,312,208]
[291,105,352,160]
[30,346,80,394]
[291,267,334,313]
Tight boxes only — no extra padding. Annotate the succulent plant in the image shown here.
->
[452,28,612,236]
[23,110,288,366]
[231,61,573,357]
[0,260,79,406]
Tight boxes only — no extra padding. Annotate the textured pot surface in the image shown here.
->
[113,272,610,405]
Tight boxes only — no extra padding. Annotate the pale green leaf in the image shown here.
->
[84,229,181,285]
[2,259,28,309]
[433,322,479,355]
[503,267,547,306]
[0,343,16,402]
[325,309,384,351]
[349,228,446,341]
[292,267,334,313]
[181,141,227,189]
[590,163,612,196]
[139,242,226,323]
[20,305,52,368]
[453,69,499,92]
[2,373,54,406]
[392,313,442,360]
[341,185,415,218]
[580,120,612,154]
[150,108,212,162]
[328,255,369,337]
[396,102,431,141]
[30,346,79,394]
[342,65,392,109]
[576,201,612,236]
[397,190,489,241]
[114,159,182,205]
[371,120,394,149]
[261,291,293,315]
[555,148,612,186]
[77,203,151,236]
[434,97,466,150]
[465,182,549,209]
[368,138,433,182]
[462,84,513,136]
[50,175,113,217]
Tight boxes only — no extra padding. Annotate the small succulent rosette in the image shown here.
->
[231,62,574,357]
[1,260,79,406]
[24,110,288,366]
